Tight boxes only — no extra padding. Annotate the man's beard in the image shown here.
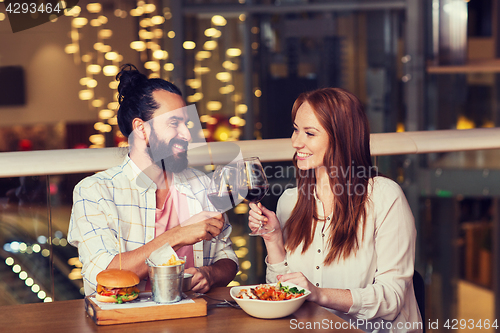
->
[147,133,189,174]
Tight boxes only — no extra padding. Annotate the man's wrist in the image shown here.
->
[197,266,214,287]
[159,226,184,250]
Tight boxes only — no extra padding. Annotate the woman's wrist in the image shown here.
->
[264,237,286,264]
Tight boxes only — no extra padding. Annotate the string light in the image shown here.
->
[64,44,78,54]
[226,48,242,57]
[203,41,217,50]
[216,72,232,82]
[4,256,52,302]
[130,41,147,51]
[211,15,227,26]
[105,51,119,61]
[183,41,196,50]
[87,64,101,74]
[86,3,102,13]
[79,90,93,100]
[72,17,87,28]
[91,99,104,108]
[66,0,177,146]
[103,65,119,76]
[207,101,222,111]
[152,50,168,60]
[164,63,174,71]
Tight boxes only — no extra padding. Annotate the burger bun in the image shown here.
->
[96,269,140,288]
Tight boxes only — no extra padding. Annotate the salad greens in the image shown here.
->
[278,282,305,295]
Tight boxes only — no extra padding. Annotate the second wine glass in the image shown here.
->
[237,157,273,236]
[207,164,240,213]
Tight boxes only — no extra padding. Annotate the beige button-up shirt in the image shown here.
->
[266,176,422,333]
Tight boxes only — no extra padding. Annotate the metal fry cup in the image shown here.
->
[146,257,185,304]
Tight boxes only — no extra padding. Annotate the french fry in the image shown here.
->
[161,254,185,266]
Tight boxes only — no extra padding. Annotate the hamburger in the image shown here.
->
[95,269,140,303]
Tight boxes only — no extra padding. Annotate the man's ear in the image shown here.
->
[132,118,148,142]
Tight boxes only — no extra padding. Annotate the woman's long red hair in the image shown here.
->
[283,88,376,265]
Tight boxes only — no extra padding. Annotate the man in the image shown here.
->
[68,64,238,296]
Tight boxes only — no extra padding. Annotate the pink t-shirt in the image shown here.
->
[155,185,195,269]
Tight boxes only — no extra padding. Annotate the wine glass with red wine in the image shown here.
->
[237,157,273,236]
[207,165,241,213]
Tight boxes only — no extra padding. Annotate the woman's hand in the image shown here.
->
[248,202,281,242]
[249,202,286,263]
[278,272,320,303]
[278,272,353,313]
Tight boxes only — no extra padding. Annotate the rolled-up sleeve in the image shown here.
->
[68,181,118,295]
[265,257,291,283]
[347,181,416,321]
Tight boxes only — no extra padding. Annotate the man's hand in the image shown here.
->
[184,259,237,293]
[185,266,212,293]
[170,211,224,249]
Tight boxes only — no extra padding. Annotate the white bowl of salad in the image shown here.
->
[230,281,311,319]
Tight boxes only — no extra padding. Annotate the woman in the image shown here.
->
[249,88,422,332]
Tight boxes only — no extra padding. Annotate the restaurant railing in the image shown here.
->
[1,128,500,177]
[1,127,499,313]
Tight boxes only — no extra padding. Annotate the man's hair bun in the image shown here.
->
[115,63,182,138]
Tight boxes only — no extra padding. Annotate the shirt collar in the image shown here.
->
[121,155,156,191]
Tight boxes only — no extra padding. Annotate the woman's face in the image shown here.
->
[291,102,330,171]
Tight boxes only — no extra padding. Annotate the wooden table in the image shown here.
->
[0,287,363,333]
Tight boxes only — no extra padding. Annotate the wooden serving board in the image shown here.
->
[85,294,207,325]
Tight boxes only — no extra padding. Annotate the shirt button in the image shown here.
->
[327,217,330,220]
[316,283,319,287]
[316,266,320,270]
[317,249,321,253]
[322,234,325,237]
[284,262,288,266]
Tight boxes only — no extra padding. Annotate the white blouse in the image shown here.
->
[266,176,422,333]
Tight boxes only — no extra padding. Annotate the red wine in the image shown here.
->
[241,185,269,203]
[208,192,237,212]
